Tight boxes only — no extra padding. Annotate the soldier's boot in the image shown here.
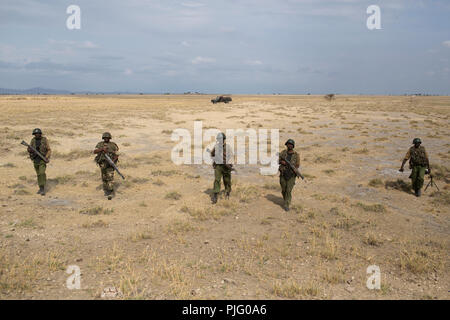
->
[414,188,420,197]
[225,191,230,200]
[39,186,45,196]
[108,188,114,200]
[284,205,290,212]
[416,189,421,197]
[212,193,218,204]
[37,187,42,194]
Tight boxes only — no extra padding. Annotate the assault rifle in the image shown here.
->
[104,153,125,180]
[20,140,49,163]
[278,152,305,180]
[207,148,237,173]
[424,172,439,192]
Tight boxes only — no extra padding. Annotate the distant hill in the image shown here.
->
[0,87,75,95]
[0,88,216,95]
[0,87,204,95]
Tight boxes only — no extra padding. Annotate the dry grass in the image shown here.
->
[82,219,109,228]
[271,280,320,298]
[355,202,387,213]
[0,95,448,300]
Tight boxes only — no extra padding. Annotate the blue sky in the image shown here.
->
[1,0,449,94]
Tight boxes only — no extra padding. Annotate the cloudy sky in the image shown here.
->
[1,0,449,94]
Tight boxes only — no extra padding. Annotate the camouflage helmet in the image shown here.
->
[32,128,42,135]
[217,132,226,141]
[412,138,421,145]
[102,132,112,139]
[285,139,295,147]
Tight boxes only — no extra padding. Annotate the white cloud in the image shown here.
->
[442,40,450,48]
[245,60,263,66]
[191,56,215,64]
[181,41,190,47]
[219,26,236,33]
[48,39,99,49]
[162,70,178,76]
[81,41,99,49]
[181,2,205,8]
[124,68,133,75]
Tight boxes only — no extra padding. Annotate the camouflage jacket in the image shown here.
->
[279,149,300,177]
[404,145,429,167]
[94,141,119,164]
[29,136,51,162]
[210,143,233,167]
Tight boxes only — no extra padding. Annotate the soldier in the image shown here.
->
[399,138,431,197]
[279,139,300,211]
[210,132,234,204]
[93,132,119,198]
[27,128,51,195]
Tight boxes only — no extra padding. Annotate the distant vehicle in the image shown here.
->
[211,96,232,104]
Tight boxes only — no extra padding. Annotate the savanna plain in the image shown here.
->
[0,95,448,299]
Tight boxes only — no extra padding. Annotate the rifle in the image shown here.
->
[207,148,237,173]
[104,153,125,180]
[424,173,439,192]
[21,140,49,163]
[278,152,304,180]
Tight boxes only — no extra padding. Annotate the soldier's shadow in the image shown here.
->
[384,179,413,194]
[265,194,284,209]
[203,188,227,201]
[95,182,122,194]
[45,179,59,192]
[203,188,214,196]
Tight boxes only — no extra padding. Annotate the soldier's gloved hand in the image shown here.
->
[113,156,118,163]
[426,168,431,174]
[281,160,287,165]
[399,167,404,172]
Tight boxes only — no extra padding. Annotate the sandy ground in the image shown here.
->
[0,94,448,300]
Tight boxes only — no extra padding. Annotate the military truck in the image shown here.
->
[211,96,232,104]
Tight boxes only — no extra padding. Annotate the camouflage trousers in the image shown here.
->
[33,160,47,187]
[409,165,426,191]
[213,164,231,194]
[99,163,115,191]
[280,175,296,208]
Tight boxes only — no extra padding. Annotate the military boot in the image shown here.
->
[39,186,45,196]
[416,189,421,197]
[212,193,218,204]
[225,191,230,200]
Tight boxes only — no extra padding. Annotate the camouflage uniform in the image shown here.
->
[95,141,119,192]
[29,136,51,188]
[279,149,300,209]
[211,143,233,194]
[403,145,429,192]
